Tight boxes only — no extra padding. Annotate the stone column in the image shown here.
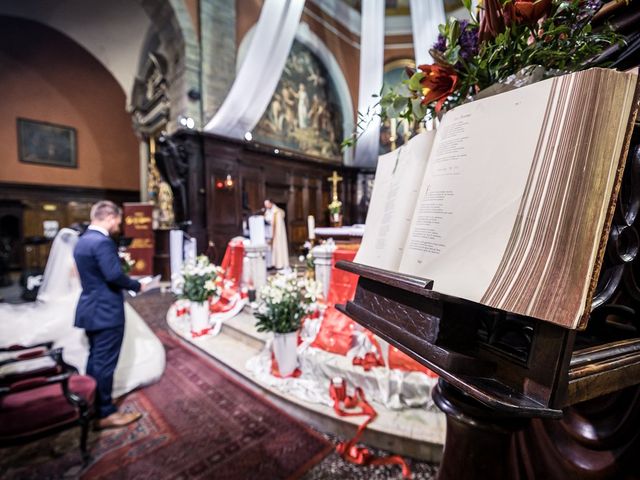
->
[200,0,236,123]
[312,241,336,299]
[244,244,269,295]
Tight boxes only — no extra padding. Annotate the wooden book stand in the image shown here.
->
[337,130,640,479]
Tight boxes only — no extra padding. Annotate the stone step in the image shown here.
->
[219,309,267,350]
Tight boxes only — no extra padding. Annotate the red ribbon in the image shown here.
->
[329,379,412,478]
[270,352,302,378]
[191,327,211,338]
[352,352,385,371]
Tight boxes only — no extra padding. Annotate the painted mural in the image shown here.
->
[253,41,343,162]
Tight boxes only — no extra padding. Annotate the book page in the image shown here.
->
[399,79,555,299]
[355,130,436,271]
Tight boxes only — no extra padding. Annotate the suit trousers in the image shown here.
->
[86,326,125,418]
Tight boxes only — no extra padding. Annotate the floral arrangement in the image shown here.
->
[179,255,224,303]
[344,0,620,147]
[328,199,342,216]
[118,250,136,275]
[255,273,322,334]
[299,241,315,270]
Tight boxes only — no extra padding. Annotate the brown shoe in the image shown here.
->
[95,411,142,430]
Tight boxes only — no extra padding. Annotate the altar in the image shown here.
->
[314,225,365,244]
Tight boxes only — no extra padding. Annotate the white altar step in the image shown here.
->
[167,308,445,462]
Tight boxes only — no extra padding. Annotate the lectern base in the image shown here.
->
[433,379,640,480]
[433,379,526,480]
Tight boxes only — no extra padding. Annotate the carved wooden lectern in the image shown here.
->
[337,130,640,479]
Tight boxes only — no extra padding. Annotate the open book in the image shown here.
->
[356,68,639,329]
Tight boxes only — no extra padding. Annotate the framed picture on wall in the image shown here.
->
[17,118,77,168]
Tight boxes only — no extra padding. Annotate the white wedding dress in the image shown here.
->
[0,228,166,397]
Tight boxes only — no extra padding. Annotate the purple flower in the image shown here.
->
[459,21,479,61]
[577,0,602,23]
[432,20,479,63]
[433,34,447,53]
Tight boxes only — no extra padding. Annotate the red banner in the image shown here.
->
[123,203,154,276]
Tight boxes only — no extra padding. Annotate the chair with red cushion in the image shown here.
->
[0,343,96,463]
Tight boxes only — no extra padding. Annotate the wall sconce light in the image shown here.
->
[244,131,253,141]
[214,174,235,191]
[224,174,234,190]
[179,116,195,129]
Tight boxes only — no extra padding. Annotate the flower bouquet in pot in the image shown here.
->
[180,255,224,335]
[118,249,136,275]
[255,273,322,376]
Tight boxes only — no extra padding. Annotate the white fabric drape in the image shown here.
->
[409,0,446,66]
[203,0,305,138]
[354,0,385,167]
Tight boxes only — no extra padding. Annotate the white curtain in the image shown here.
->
[409,0,446,66]
[203,0,305,138]
[354,0,385,167]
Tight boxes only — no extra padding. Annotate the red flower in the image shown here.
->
[479,0,506,42]
[504,0,552,26]
[418,64,459,114]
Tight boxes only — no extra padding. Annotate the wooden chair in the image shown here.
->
[0,343,96,463]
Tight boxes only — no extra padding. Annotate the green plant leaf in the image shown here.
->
[407,71,425,91]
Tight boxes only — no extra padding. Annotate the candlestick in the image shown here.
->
[308,215,316,240]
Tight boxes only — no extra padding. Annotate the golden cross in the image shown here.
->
[327,171,343,201]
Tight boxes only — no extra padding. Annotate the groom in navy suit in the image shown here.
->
[74,201,144,429]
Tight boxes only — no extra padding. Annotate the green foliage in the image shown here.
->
[179,255,223,303]
[254,274,320,334]
[182,274,211,303]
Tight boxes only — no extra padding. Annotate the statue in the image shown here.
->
[154,134,189,225]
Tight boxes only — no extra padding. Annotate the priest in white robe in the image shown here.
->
[264,200,289,270]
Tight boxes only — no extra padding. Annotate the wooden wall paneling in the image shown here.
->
[239,164,265,216]
[0,184,138,270]
[288,173,308,248]
[193,132,363,260]
[321,188,330,225]
[314,178,327,227]
[205,150,243,261]
[0,200,24,269]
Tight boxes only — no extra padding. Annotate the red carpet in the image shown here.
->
[0,295,332,479]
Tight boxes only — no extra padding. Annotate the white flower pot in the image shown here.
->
[190,301,210,333]
[273,331,298,377]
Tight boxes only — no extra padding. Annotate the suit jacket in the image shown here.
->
[74,229,140,331]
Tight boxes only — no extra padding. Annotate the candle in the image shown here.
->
[308,215,316,240]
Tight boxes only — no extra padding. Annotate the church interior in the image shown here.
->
[1,0,640,479]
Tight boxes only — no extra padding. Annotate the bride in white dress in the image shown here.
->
[0,228,165,397]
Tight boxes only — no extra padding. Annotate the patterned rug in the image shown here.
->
[0,293,332,479]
